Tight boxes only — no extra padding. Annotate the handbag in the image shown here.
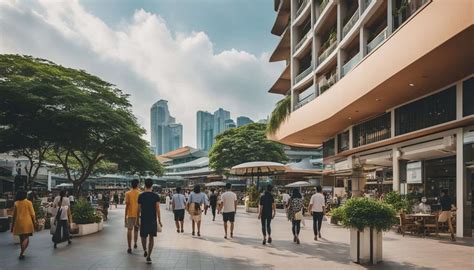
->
[157,222,162,233]
[294,210,303,221]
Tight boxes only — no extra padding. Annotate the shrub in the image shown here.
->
[332,197,397,232]
[383,191,411,213]
[72,198,102,224]
[246,185,260,208]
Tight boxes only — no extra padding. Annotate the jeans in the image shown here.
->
[210,204,216,219]
[261,216,272,236]
[312,212,324,236]
[292,219,301,236]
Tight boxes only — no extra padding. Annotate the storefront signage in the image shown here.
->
[335,159,351,171]
[406,161,422,184]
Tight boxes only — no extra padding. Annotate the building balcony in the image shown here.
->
[341,52,361,77]
[294,30,312,53]
[318,72,338,94]
[295,89,316,110]
[270,26,290,62]
[367,27,388,53]
[296,0,310,18]
[267,1,472,146]
[342,8,360,39]
[268,63,291,95]
[362,0,373,13]
[317,39,337,64]
[393,0,429,31]
[294,63,314,85]
[319,0,330,15]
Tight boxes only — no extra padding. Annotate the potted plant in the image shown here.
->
[245,185,260,213]
[71,198,103,236]
[332,197,397,264]
[32,200,46,231]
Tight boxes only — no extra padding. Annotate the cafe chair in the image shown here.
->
[399,213,417,236]
[423,213,439,237]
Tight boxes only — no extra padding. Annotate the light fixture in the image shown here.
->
[409,83,415,87]
[348,116,352,120]
[376,98,381,101]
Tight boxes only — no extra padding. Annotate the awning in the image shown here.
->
[230,161,286,176]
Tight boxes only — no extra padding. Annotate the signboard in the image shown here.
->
[406,161,422,184]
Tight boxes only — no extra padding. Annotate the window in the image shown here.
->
[395,87,456,136]
[323,138,335,158]
[337,131,350,153]
[353,113,391,147]
[463,77,474,116]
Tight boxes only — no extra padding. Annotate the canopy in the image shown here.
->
[284,181,315,188]
[205,181,227,187]
[230,161,286,176]
[55,183,73,188]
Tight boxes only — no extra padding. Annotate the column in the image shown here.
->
[360,26,369,57]
[392,148,400,192]
[456,128,464,237]
[387,0,394,35]
[290,0,296,112]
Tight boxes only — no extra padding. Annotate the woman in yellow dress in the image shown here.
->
[11,190,36,260]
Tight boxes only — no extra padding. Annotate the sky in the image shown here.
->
[0,0,284,147]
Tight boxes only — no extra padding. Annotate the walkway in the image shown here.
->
[0,205,472,270]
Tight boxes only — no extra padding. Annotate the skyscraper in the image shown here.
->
[212,108,230,141]
[236,116,253,127]
[224,119,236,131]
[150,100,183,155]
[196,111,214,152]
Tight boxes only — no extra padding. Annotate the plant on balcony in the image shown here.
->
[320,27,337,53]
[267,95,291,135]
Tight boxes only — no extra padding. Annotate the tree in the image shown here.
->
[0,54,163,195]
[266,95,291,135]
[209,123,287,174]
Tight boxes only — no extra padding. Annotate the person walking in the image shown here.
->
[113,192,119,208]
[187,185,207,237]
[439,189,456,241]
[68,192,75,208]
[209,188,218,221]
[287,188,304,244]
[125,179,141,254]
[309,185,325,241]
[258,185,276,245]
[52,190,72,248]
[11,191,36,260]
[220,183,237,239]
[172,187,186,233]
[137,179,162,264]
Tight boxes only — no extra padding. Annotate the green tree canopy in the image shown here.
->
[209,123,287,174]
[0,54,163,194]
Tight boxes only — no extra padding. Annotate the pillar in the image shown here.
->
[392,148,400,192]
[387,0,394,35]
[456,128,464,237]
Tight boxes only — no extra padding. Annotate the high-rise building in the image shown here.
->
[269,0,472,237]
[150,100,183,155]
[224,119,236,131]
[196,111,214,152]
[236,116,253,127]
[213,108,231,140]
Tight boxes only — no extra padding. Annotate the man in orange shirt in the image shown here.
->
[125,179,140,254]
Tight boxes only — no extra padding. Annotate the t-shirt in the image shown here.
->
[221,191,237,213]
[53,196,70,207]
[440,195,453,211]
[209,193,218,206]
[189,192,207,206]
[172,193,186,210]
[282,193,290,204]
[125,189,141,218]
[138,192,160,224]
[53,196,70,220]
[310,193,325,212]
[259,191,274,218]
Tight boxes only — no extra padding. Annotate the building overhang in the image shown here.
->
[268,63,291,95]
[270,27,290,62]
[271,0,290,36]
[269,1,474,145]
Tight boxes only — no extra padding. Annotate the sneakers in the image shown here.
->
[146,257,152,264]
[262,238,266,245]
[224,235,228,239]
[314,235,318,241]
[133,244,137,249]
[267,237,272,244]
[293,236,297,242]
[296,237,300,245]
[127,248,132,254]
[319,232,322,238]
[181,229,184,233]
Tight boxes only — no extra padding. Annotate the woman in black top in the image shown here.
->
[258,185,276,245]
[287,188,304,244]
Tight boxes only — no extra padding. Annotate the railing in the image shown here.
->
[317,40,337,64]
[294,64,313,85]
[295,90,316,110]
[342,8,360,38]
[294,31,312,52]
[367,27,388,53]
[342,52,361,77]
[318,72,338,94]
[363,0,373,12]
[393,0,428,30]
[296,0,310,18]
[319,0,330,15]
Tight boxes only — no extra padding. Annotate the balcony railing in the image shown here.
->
[294,31,312,52]
[393,0,428,30]
[294,63,313,85]
[319,0,330,15]
[318,72,338,94]
[296,0,310,18]
[362,0,373,12]
[317,39,337,64]
[342,8,360,38]
[342,52,361,77]
[367,27,388,53]
[295,90,316,110]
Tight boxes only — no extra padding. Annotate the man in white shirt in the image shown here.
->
[282,192,291,209]
[219,183,237,239]
[308,186,325,241]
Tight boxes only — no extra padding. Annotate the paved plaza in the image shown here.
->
[1,205,473,270]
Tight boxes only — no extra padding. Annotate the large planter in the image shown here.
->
[75,221,103,237]
[350,227,383,264]
[245,204,258,213]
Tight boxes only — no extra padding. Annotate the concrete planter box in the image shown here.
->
[75,221,103,237]
[350,227,383,264]
[246,207,258,213]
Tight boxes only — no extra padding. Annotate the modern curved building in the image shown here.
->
[268,0,473,237]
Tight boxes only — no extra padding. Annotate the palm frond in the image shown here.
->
[266,95,291,135]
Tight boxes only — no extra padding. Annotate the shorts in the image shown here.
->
[223,212,236,223]
[174,209,185,221]
[140,222,157,238]
[125,217,138,229]
[438,211,452,223]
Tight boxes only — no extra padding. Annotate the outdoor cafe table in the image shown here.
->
[407,213,436,237]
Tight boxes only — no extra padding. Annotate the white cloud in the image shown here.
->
[0,0,283,147]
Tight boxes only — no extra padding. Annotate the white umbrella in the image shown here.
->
[205,181,227,187]
[285,181,315,188]
[230,161,286,176]
[55,183,73,188]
